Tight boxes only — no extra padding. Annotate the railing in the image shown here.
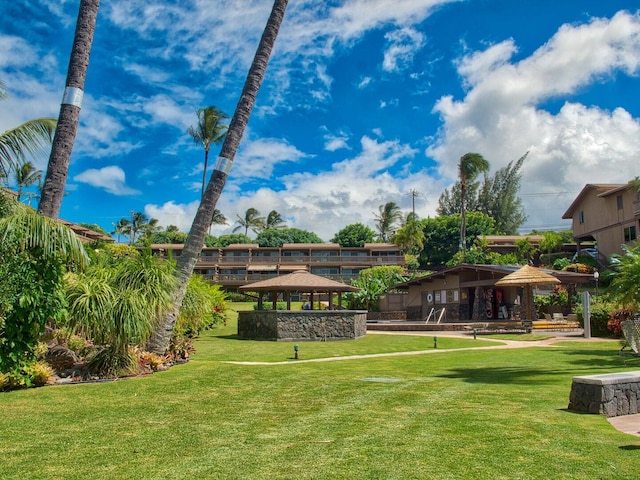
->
[425,307,446,324]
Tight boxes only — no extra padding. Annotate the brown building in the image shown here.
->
[562,183,640,261]
[152,242,405,289]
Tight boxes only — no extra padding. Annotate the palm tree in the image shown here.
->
[0,82,56,179]
[188,106,229,199]
[38,0,100,219]
[233,208,265,236]
[458,152,489,252]
[12,162,42,203]
[209,208,228,234]
[374,202,402,242]
[610,243,640,310]
[391,212,425,256]
[129,211,159,245]
[147,0,290,355]
[111,218,131,244]
[264,210,286,231]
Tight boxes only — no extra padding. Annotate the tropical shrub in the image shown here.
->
[0,360,53,391]
[346,266,407,311]
[64,251,177,376]
[0,206,88,374]
[607,309,637,338]
[553,257,571,270]
[563,263,595,274]
[253,301,289,311]
[175,275,227,337]
[574,301,617,337]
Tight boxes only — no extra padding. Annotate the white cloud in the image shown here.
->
[324,130,351,151]
[233,137,310,179]
[427,10,640,231]
[145,200,200,232]
[357,76,373,89]
[73,166,141,196]
[382,27,426,72]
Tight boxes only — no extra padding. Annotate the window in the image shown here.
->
[311,250,339,257]
[624,225,637,242]
[311,268,339,275]
[578,211,584,224]
[617,195,623,210]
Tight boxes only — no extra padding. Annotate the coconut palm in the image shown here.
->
[209,208,227,235]
[458,152,489,252]
[130,211,152,245]
[0,82,56,180]
[264,210,286,231]
[374,202,402,242]
[391,212,425,256]
[12,162,42,203]
[111,218,131,244]
[147,0,290,354]
[233,208,265,236]
[38,0,100,219]
[609,243,640,310]
[188,106,229,199]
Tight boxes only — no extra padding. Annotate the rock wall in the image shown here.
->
[367,311,407,321]
[238,310,368,341]
[568,372,640,417]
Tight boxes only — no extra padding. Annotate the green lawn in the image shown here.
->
[1,305,638,479]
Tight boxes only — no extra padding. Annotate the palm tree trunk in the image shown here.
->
[201,147,210,199]
[38,0,100,219]
[147,0,289,354]
[460,183,467,252]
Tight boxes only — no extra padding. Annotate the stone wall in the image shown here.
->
[568,371,640,417]
[367,311,407,321]
[238,310,368,341]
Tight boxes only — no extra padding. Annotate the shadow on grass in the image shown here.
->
[435,366,567,385]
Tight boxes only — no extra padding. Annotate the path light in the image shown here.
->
[294,344,299,360]
[593,271,600,299]
[434,336,438,349]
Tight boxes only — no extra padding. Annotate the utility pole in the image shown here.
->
[410,189,420,217]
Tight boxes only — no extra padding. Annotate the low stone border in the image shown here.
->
[568,371,640,417]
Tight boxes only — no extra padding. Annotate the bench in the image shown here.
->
[464,321,530,334]
[568,371,640,417]
[620,318,640,363]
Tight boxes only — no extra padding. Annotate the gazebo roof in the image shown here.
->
[495,265,561,287]
[239,270,360,292]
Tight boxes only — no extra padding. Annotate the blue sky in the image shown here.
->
[1,0,639,241]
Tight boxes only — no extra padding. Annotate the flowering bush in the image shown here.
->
[607,309,637,338]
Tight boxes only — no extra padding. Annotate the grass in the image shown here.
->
[0,303,638,479]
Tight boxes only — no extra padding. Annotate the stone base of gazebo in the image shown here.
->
[238,310,368,341]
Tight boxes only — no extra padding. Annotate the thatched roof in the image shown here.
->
[495,265,561,287]
[239,270,359,292]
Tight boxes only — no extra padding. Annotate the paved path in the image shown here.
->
[225,331,640,437]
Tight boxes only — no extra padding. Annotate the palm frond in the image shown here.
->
[0,209,89,267]
[0,118,56,171]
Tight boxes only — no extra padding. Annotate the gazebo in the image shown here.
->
[237,270,366,341]
[239,269,360,309]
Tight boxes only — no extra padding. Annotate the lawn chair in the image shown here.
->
[620,317,640,363]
